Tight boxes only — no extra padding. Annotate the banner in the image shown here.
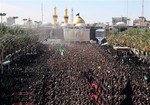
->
[63,29,90,41]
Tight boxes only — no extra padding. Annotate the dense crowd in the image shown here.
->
[0,42,149,105]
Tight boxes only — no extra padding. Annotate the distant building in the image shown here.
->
[7,17,15,25]
[133,17,150,27]
[112,17,127,26]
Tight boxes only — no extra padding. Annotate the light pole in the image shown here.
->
[34,21,41,28]
[0,13,6,23]
[23,18,27,25]
[28,19,32,27]
[34,21,38,28]
[127,18,130,26]
[13,16,18,24]
[34,21,38,24]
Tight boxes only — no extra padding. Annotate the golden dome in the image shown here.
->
[73,16,85,25]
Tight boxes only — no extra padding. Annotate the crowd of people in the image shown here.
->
[0,42,149,105]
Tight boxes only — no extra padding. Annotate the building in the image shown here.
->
[7,17,15,25]
[63,14,90,42]
[133,17,150,27]
[112,17,127,26]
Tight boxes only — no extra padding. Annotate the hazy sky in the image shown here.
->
[0,0,150,25]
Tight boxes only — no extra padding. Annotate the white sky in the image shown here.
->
[0,0,150,25]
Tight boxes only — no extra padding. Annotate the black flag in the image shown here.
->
[76,13,80,16]
[120,95,133,105]
[120,80,133,95]
[148,77,150,82]
[84,69,94,83]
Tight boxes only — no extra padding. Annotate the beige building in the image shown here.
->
[133,17,150,27]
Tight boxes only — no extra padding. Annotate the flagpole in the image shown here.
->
[126,0,131,26]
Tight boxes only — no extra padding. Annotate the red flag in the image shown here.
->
[91,83,98,91]
[91,94,98,102]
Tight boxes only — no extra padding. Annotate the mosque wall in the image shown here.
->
[63,29,90,41]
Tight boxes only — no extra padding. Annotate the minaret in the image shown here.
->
[53,7,58,25]
[64,8,69,24]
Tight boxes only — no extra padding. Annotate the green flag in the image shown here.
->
[59,47,64,53]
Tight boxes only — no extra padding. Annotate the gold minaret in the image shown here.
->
[64,8,69,24]
[53,7,58,25]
